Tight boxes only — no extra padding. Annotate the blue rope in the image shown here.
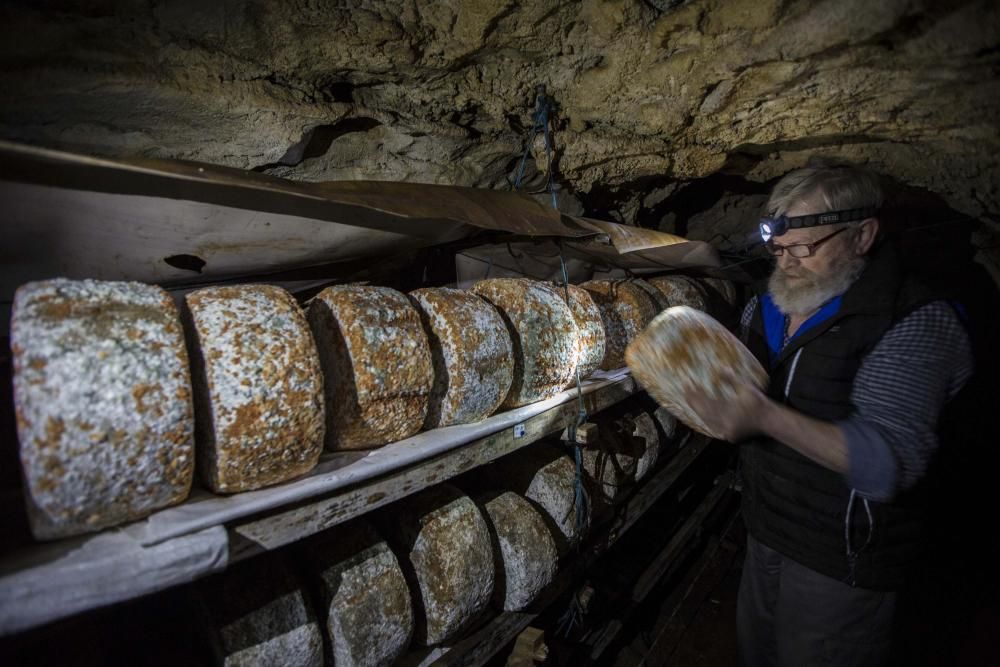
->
[512,85,559,210]
[558,240,590,535]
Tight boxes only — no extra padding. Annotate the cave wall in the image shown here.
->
[1,0,998,274]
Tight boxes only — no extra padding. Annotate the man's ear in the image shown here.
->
[854,218,879,255]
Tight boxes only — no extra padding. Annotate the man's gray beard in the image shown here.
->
[768,255,867,316]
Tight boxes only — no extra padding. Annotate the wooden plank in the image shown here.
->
[228,377,638,562]
[428,435,712,667]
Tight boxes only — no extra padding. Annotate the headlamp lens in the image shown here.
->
[759,216,787,242]
[760,221,773,242]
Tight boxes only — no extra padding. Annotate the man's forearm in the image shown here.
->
[756,398,849,474]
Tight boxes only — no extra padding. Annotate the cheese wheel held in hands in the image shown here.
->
[625,306,767,439]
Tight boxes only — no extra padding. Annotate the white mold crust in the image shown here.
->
[410,287,513,429]
[470,278,578,409]
[11,278,195,539]
[186,284,324,493]
[308,285,433,450]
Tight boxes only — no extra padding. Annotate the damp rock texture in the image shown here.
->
[0,0,996,275]
[410,287,513,428]
[10,279,194,539]
[185,284,324,493]
[475,491,559,612]
[471,279,578,409]
[197,555,324,667]
[308,285,433,449]
[377,484,494,646]
[300,520,414,667]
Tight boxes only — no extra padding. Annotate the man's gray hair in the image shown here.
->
[766,160,884,218]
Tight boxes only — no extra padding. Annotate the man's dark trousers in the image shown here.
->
[738,534,896,666]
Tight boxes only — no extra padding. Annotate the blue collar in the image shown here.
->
[761,293,843,365]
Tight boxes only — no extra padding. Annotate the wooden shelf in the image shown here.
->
[0,373,639,635]
[415,434,721,667]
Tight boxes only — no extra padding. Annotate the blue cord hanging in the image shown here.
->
[513,84,559,210]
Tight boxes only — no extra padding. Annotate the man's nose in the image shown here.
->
[777,252,799,270]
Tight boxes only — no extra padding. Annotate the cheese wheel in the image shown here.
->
[581,439,634,506]
[10,279,194,539]
[410,288,513,428]
[654,406,679,442]
[579,280,658,370]
[632,278,671,311]
[476,491,559,612]
[308,285,433,449]
[198,555,323,667]
[629,412,661,482]
[186,285,324,493]
[470,279,578,409]
[378,484,494,645]
[647,275,709,312]
[565,284,607,380]
[301,520,414,667]
[701,277,738,307]
[625,306,768,439]
[479,446,590,554]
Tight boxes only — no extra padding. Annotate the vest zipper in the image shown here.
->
[845,489,876,587]
[783,348,804,399]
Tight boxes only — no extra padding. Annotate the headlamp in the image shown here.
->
[759,206,879,242]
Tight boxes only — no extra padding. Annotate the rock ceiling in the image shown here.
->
[1,0,997,272]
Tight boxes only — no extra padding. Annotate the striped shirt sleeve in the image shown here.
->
[740,295,758,341]
[839,301,974,501]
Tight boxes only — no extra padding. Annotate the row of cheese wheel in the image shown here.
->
[9,274,730,540]
[11,414,674,667]
[203,413,672,667]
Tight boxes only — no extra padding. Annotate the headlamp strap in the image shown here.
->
[784,206,879,230]
[760,205,879,241]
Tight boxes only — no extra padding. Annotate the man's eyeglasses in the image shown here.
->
[765,227,850,258]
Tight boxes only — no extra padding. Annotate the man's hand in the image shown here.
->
[686,376,851,474]
[686,376,770,443]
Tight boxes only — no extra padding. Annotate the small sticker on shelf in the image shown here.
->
[513,423,526,438]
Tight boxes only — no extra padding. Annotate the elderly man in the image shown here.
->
[688,162,973,666]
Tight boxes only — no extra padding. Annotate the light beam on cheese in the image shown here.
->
[409,287,513,428]
[470,278,578,409]
[579,279,658,370]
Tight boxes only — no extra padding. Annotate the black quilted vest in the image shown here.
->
[741,244,939,590]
